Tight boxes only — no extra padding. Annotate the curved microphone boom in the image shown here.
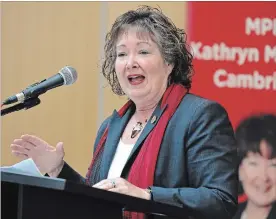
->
[2,66,78,106]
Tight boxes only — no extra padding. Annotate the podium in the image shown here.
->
[1,169,190,219]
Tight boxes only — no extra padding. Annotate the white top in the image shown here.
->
[107,138,135,179]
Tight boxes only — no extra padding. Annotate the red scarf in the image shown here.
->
[86,84,188,219]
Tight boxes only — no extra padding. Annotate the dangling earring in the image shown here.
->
[167,74,172,87]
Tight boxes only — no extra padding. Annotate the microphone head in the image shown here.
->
[59,66,78,85]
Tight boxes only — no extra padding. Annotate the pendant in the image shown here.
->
[131,122,143,138]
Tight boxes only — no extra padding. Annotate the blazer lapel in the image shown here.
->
[123,103,168,172]
[99,107,133,180]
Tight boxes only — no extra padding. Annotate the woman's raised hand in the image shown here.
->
[10,134,65,177]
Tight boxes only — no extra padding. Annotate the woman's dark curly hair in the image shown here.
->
[101,5,194,96]
[235,113,276,164]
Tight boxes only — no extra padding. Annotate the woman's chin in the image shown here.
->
[249,194,275,207]
[127,90,149,101]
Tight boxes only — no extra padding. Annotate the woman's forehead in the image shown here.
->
[116,27,155,44]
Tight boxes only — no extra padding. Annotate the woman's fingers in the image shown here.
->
[11,150,28,159]
[11,144,30,154]
[108,188,122,193]
[21,134,48,147]
[13,139,34,150]
[93,179,115,190]
[92,179,108,188]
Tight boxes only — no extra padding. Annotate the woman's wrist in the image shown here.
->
[47,160,64,178]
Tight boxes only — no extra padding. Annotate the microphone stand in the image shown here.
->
[1,97,41,116]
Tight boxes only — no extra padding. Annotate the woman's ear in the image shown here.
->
[167,63,175,75]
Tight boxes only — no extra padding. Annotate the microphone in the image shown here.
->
[2,66,78,106]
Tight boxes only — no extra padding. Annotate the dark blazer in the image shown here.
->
[233,202,276,219]
[58,93,238,219]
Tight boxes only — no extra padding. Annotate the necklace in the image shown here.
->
[131,119,148,138]
[130,104,158,139]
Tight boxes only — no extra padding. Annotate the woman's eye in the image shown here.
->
[117,53,126,57]
[248,161,258,166]
[270,163,276,168]
[139,50,149,55]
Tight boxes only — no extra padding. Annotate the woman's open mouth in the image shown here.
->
[127,74,145,85]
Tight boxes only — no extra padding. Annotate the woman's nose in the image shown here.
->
[126,55,138,69]
[259,166,270,182]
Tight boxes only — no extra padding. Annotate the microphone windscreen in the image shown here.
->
[59,66,78,85]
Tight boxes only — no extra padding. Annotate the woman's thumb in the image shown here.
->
[56,142,64,154]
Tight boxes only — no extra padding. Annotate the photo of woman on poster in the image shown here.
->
[234,114,276,219]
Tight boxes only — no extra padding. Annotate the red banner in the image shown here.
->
[187,2,276,128]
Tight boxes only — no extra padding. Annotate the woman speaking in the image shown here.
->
[10,6,238,219]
